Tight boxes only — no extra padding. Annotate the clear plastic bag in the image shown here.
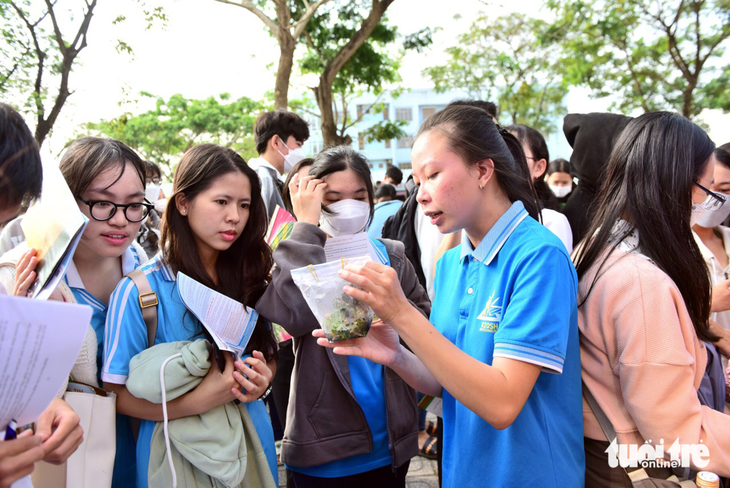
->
[291,255,374,342]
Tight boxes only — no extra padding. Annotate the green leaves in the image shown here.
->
[424,13,568,135]
[83,93,271,174]
[546,0,730,118]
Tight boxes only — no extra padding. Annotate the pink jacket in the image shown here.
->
[578,249,730,475]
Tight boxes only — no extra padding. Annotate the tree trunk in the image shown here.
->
[274,32,295,110]
[315,0,395,147]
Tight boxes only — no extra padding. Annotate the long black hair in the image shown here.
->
[573,112,717,342]
[161,144,277,362]
[416,105,541,221]
[507,123,558,211]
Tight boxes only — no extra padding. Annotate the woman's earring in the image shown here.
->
[182,209,186,214]
[479,183,483,190]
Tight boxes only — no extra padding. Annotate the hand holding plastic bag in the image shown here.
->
[291,255,373,342]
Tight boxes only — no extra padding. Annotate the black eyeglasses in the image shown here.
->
[694,182,726,211]
[78,196,154,222]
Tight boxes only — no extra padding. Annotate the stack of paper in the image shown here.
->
[0,296,91,432]
[20,164,88,300]
[265,205,296,250]
[176,272,259,359]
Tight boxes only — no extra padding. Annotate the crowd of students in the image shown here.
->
[1,98,730,488]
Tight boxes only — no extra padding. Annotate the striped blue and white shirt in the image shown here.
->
[102,254,278,488]
[63,243,144,377]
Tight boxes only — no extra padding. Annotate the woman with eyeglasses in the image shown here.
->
[4,137,151,487]
[573,112,730,484]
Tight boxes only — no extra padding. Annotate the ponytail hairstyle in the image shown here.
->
[574,112,717,342]
[416,105,541,221]
[161,144,277,361]
[506,124,558,211]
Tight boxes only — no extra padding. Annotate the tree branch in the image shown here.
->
[321,0,395,89]
[292,0,331,39]
[213,0,279,36]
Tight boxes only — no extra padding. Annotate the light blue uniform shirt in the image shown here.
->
[63,244,143,488]
[103,255,278,488]
[287,239,392,478]
[367,200,402,240]
[430,201,585,488]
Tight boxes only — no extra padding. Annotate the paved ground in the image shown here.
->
[276,413,440,487]
[277,456,439,487]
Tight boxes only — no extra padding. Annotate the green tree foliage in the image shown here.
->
[300,1,405,144]
[424,13,568,135]
[0,0,98,146]
[84,93,269,174]
[545,0,730,118]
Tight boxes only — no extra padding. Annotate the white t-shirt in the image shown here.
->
[540,208,573,255]
[414,205,445,301]
[693,226,730,331]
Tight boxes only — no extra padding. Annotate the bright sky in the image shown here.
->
[31,0,730,160]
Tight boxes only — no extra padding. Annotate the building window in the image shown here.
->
[382,103,389,120]
[358,133,365,150]
[385,139,391,149]
[399,162,412,170]
[395,108,412,121]
[421,107,436,121]
[397,135,413,149]
[357,105,365,119]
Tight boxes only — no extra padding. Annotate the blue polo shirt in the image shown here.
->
[103,255,278,488]
[431,201,584,488]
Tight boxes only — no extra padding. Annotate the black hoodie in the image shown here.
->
[562,112,633,245]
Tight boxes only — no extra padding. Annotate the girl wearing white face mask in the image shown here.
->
[693,146,730,332]
[256,146,430,488]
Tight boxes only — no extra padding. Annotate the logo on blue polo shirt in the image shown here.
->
[477,292,502,333]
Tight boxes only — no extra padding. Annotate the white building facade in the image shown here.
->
[302,88,572,183]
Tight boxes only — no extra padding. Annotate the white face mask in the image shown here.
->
[319,199,371,237]
[145,183,161,203]
[691,203,708,227]
[549,184,572,199]
[694,194,730,228]
[276,139,305,173]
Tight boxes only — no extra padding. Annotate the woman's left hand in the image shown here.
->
[338,261,410,328]
[231,350,273,403]
[12,248,39,297]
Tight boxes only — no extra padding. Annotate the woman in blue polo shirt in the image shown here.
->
[315,105,585,487]
[102,144,278,488]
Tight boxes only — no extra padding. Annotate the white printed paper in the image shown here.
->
[20,164,88,300]
[324,232,380,262]
[177,272,259,359]
[0,296,91,431]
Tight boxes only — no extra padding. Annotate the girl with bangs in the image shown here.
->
[2,136,152,487]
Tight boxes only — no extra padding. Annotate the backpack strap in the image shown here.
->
[127,268,158,348]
